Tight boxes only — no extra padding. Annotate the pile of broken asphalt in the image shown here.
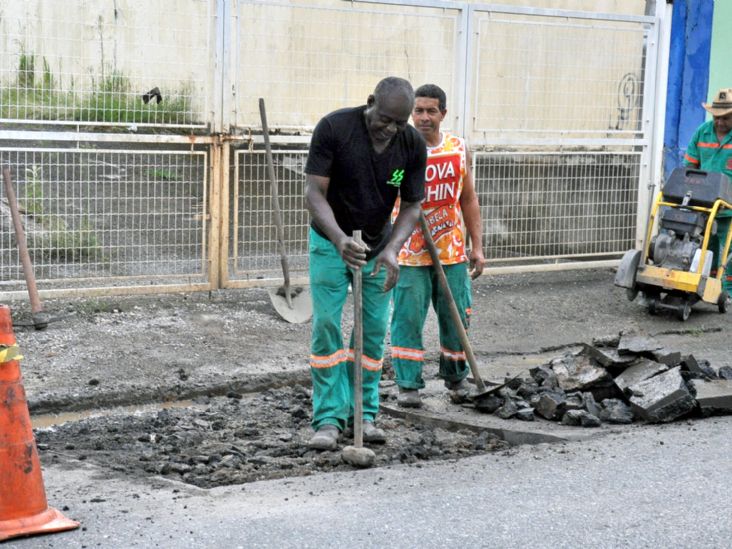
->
[457,331,732,426]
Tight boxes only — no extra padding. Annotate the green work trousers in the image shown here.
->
[712,210,732,292]
[308,228,391,431]
[390,263,471,390]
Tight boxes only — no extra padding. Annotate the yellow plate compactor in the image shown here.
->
[615,167,732,321]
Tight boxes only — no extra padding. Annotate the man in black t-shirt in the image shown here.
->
[305,77,426,450]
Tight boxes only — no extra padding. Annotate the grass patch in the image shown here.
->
[71,299,122,316]
[148,168,179,181]
[73,72,195,125]
[0,53,69,120]
[20,166,108,263]
[18,52,35,88]
[1,56,198,125]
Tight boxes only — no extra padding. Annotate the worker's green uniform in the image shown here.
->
[304,105,426,432]
[391,132,474,390]
[309,229,391,429]
[391,262,472,388]
[683,120,732,291]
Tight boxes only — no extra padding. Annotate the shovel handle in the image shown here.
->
[418,213,487,392]
[352,230,364,448]
[3,168,44,317]
[259,98,292,308]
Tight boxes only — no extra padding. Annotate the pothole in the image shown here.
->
[31,400,197,429]
[34,384,510,488]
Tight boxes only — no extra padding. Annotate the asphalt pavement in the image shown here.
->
[16,415,732,548]
[5,267,732,548]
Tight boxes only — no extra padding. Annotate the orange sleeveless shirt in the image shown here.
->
[394,132,468,266]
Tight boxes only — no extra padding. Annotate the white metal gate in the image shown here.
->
[0,0,668,299]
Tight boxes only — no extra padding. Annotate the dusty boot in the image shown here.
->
[308,424,339,450]
[362,421,387,444]
[445,378,472,404]
[397,387,423,408]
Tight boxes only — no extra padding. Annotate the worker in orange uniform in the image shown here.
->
[390,84,485,408]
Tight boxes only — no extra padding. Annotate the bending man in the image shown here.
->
[305,77,426,449]
[391,83,485,408]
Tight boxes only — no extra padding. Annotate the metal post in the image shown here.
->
[2,168,47,329]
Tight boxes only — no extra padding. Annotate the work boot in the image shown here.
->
[362,421,387,444]
[445,378,472,404]
[308,424,339,451]
[397,387,423,408]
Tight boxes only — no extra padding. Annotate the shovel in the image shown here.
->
[418,213,498,402]
[341,230,376,468]
[2,168,48,330]
[259,98,312,324]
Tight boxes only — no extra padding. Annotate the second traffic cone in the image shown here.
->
[0,305,79,542]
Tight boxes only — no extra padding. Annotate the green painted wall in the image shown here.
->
[708,0,732,105]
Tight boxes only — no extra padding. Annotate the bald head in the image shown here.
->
[373,76,415,106]
[364,77,415,149]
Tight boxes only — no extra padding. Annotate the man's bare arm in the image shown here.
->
[373,199,421,291]
[305,174,367,269]
[460,149,485,279]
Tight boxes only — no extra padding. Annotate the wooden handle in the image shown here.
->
[352,230,364,447]
[3,168,43,315]
[418,214,486,392]
[259,98,292,307]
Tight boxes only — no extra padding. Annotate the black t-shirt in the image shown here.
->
[305,105,426,258]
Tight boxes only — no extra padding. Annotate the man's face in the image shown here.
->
[412,97,446,139]
[714,113,732,136]
[365,93,412,144]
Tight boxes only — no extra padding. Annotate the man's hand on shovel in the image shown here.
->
[337,234,369,270]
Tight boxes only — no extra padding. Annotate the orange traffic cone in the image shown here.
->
[0,305,79,542]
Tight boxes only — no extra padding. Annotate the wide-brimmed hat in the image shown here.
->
[703,88,732,117]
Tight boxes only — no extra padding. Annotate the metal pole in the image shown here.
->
[2,168,47,330]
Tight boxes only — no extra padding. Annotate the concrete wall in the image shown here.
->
[0,0,650,132]
[0,0,214,123]
[707,0,732,106]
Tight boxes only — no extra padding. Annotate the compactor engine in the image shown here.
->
[615,168,732,320]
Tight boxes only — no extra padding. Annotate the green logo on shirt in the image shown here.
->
[387,169,405,187]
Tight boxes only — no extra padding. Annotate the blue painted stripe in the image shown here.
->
[663,0,714,180]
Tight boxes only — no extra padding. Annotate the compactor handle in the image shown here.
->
[683,168,708,177]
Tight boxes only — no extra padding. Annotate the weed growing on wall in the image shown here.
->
[18,52,35,88]
[0,52,64,120]
[74,71,195,125]
[0,54,197,126]
[20,166,107,263]
[148,168,179,181]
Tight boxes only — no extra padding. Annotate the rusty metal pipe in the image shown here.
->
[2,168,47,330]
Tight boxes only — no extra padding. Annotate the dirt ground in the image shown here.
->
[10,268,732,489]
[34,386,509,488]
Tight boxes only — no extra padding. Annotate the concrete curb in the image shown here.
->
[381,403,612,446]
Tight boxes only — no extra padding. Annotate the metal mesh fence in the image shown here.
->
[0,1,660,297]
[230,149,310,280]
[471,12,648,137]
[0,147,209,290]
[227,148,640,281]
[0,1,212,128]
[475,151,640,261]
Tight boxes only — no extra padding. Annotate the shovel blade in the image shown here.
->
[268,286,312,324]
[469,374,521,403]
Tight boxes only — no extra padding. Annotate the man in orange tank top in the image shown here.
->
[390,84,486,408]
